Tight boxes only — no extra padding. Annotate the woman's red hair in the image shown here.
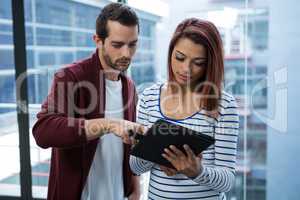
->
[167,18,224,115]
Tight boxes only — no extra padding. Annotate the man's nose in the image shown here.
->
[121,46,131,58]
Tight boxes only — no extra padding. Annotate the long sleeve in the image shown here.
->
[192,96,239,193]
[32,69,87,149]
[130,91,155,175]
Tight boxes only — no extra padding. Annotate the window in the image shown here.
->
[0,50,14,69]
[0,0,12,19]
[4,1,295,200]
[21,1,158,198]
[36,0,72,26]
[0,24,13,45]
[75,32,94,47]
[0,0,20,197]
[74,4,100,29]
[36,28,72,46]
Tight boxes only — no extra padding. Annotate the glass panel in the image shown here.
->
[185,4,249,199]
[2,0,297,199]
[36,28,73,46]
[0,0,20,197]
[245,8,269,200]
[25,0,99,198]
[131,18,156,90]
[35,0,73,26]
[0,0,12,19]
[24,0,159,197]
[0,24,13,45]
[130,1,248,198]
[134,1,272,200]
[189,3,269,200]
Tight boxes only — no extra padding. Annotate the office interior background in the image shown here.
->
[0,0,299,199]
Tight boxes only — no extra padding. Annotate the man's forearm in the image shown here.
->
[84,118,144,143]
[84,118,117,140]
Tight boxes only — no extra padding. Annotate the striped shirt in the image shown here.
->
[130,83,239,200]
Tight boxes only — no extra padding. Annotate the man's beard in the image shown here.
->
[102,48,131,72]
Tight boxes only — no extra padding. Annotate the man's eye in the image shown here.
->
[129,43,137,48]
[112,44,122,48]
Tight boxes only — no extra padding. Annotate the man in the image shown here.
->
[32,3,143,200]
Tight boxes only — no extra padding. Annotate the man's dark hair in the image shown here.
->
[96,3,139,41]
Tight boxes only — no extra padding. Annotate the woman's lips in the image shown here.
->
[177,73,190,81]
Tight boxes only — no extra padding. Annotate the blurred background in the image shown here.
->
[0,0,299,199]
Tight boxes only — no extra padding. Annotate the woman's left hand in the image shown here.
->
[128,175,140,200]
[128,190,140,200]
[162,144,203,178]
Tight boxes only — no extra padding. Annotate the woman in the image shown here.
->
[130,18,239,200]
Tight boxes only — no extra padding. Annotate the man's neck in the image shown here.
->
[103,70,120,81]
[98,50,120,81]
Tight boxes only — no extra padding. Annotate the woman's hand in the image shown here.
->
[159,165,177,176]
[128,175,141,200]
[162,145,203,178]
[128,190,140,200]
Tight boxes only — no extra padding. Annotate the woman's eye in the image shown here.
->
[175,56,184,61]
[194,62,206,67]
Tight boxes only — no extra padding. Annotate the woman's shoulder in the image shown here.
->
[220,91,237,106]
[218,90,238,116]
[138,82,163,103]
[140,82,163,96]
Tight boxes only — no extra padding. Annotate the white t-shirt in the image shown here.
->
[81,79,125,200]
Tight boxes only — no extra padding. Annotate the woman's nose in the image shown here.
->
[181,61,191,73]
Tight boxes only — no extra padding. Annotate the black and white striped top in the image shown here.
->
[130,83,239,200]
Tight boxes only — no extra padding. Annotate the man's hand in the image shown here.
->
[109,119,146,144]
[84,118,146,144]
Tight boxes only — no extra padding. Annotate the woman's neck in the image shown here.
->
[167,82,200,104]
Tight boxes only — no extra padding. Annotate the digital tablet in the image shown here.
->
[130,119,215,168]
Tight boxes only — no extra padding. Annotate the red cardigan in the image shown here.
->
[32,49,137,200]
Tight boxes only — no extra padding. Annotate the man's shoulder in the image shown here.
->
[65,55,95,75]
[55,55,96,82]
